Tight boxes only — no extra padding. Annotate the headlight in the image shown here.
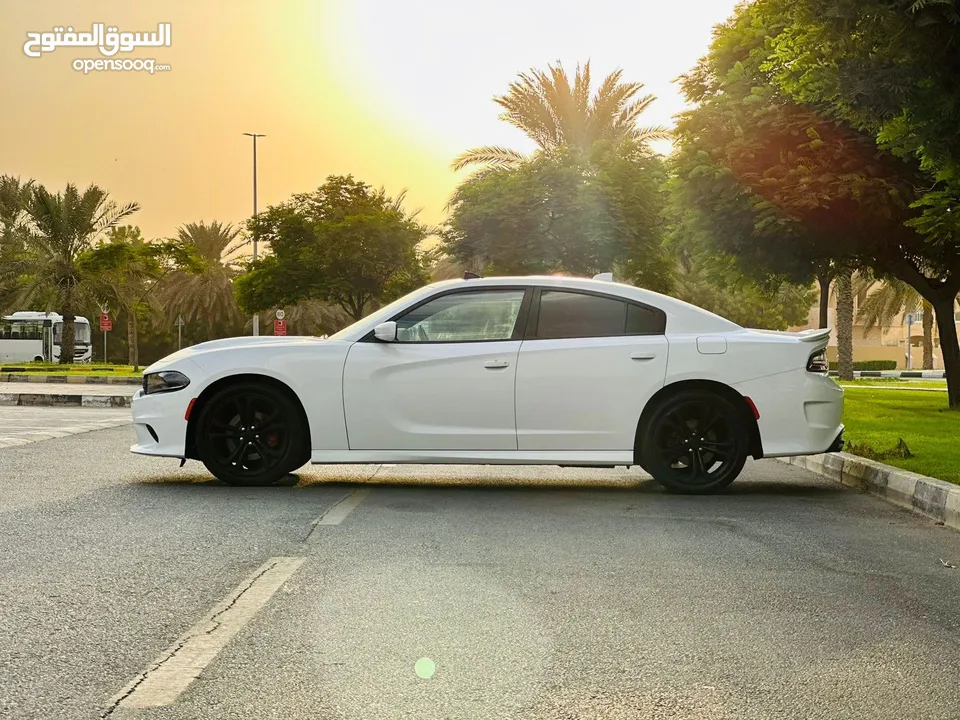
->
[143,370,191,394]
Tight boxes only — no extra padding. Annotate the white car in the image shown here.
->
[131,274,844,494]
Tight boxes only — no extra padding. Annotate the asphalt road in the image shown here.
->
[1,409,959,719]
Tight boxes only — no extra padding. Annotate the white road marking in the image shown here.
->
[105,557,306,712]
[0,417,129,449]
[313,488,372,527]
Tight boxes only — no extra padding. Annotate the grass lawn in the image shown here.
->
[842,386,960,484]
[0,363,140,377]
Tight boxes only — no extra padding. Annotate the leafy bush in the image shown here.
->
[828,360,897,371]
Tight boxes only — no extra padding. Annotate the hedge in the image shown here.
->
[828,360,897,371]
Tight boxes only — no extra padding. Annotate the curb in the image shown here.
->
[0,374,141,385]
[828,370,945,379]
[778,453,960,531]
[0,393,132,408]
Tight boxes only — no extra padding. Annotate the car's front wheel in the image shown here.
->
[640,390,749,494]
[195,382,306,486]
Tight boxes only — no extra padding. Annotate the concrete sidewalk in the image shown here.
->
[0,382,136,408]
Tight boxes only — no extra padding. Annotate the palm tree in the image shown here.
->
[0,176,34,311]
[14,183,139,363]
[160,221,246,338]
[835,269,855,380]
[0,175,32,242]
[855,275,936,369]
[452,61,670,171]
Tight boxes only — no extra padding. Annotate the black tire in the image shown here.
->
[640,390,748,495]
[195,382,306,486]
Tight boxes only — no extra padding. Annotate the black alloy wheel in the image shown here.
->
[640,390,749,494]
[195,382,306,486]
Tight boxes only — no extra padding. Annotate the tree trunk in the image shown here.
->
[922,300,934,370]
[836,270,854,381]
[59,285,76,365]
[932,297,960,409]
[128,311,140,371]
[816,272,831,329]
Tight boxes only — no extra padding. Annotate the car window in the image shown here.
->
[535,291,626,339]
[626,303,666,335]
[535,290,665,339]
[395,290,525,342]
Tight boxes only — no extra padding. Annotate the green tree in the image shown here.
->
[160,221,247,339]
[444,142,674,291]
[748,0,960,403]
[667,212,816,330]
[78,226,198,370]
[235,176,431,322]
[10,183,139,363]
[670,0,960,405]
[453,61,669,171]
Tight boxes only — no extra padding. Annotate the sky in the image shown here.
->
[0,0,740,241]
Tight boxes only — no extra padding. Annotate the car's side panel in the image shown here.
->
[185,341,353,452]
[515,336,668,451]
[662,332,843,456]
[342,340,521,450]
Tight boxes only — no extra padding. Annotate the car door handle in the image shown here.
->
[484,360,510,369]
[630,352,657,361]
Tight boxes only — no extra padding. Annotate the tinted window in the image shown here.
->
[535,291,627,339]
[626,303,666,335]
[395,290,525,342]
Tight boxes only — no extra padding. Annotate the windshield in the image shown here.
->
[53,321,91,345]
[326,285,445,341]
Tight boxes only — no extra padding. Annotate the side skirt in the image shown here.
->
[310,450,635,466]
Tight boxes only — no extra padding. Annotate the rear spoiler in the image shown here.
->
[797,328,831,343]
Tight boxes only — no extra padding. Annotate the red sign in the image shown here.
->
[100,313,112,331]
[274,319,286,336]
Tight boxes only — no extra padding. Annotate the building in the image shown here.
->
[787,277,960,369]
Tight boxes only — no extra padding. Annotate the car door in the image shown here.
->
[515,288,669,451]
[342,287,531,451]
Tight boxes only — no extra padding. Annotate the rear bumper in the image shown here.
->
[826,427,845,453]
[734,370,844,458]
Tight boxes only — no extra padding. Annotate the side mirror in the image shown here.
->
[373,321,397,342]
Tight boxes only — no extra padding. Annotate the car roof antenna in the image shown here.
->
[463,271,481,280]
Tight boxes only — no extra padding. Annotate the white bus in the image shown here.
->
[0,312,93,364]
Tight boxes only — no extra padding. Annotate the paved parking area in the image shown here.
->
[1,408,959,719]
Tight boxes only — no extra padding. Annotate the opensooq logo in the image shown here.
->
[23,23,173,75]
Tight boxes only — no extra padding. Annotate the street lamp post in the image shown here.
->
[243,132,265,336]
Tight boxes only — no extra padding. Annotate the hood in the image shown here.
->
[143,334,328,374]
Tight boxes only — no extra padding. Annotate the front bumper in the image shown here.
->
[129,386,192,458]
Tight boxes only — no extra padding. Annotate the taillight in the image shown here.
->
[807,350,829,373]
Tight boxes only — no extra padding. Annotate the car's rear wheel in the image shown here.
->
[640,390,748,495]
[195,382,306,486]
